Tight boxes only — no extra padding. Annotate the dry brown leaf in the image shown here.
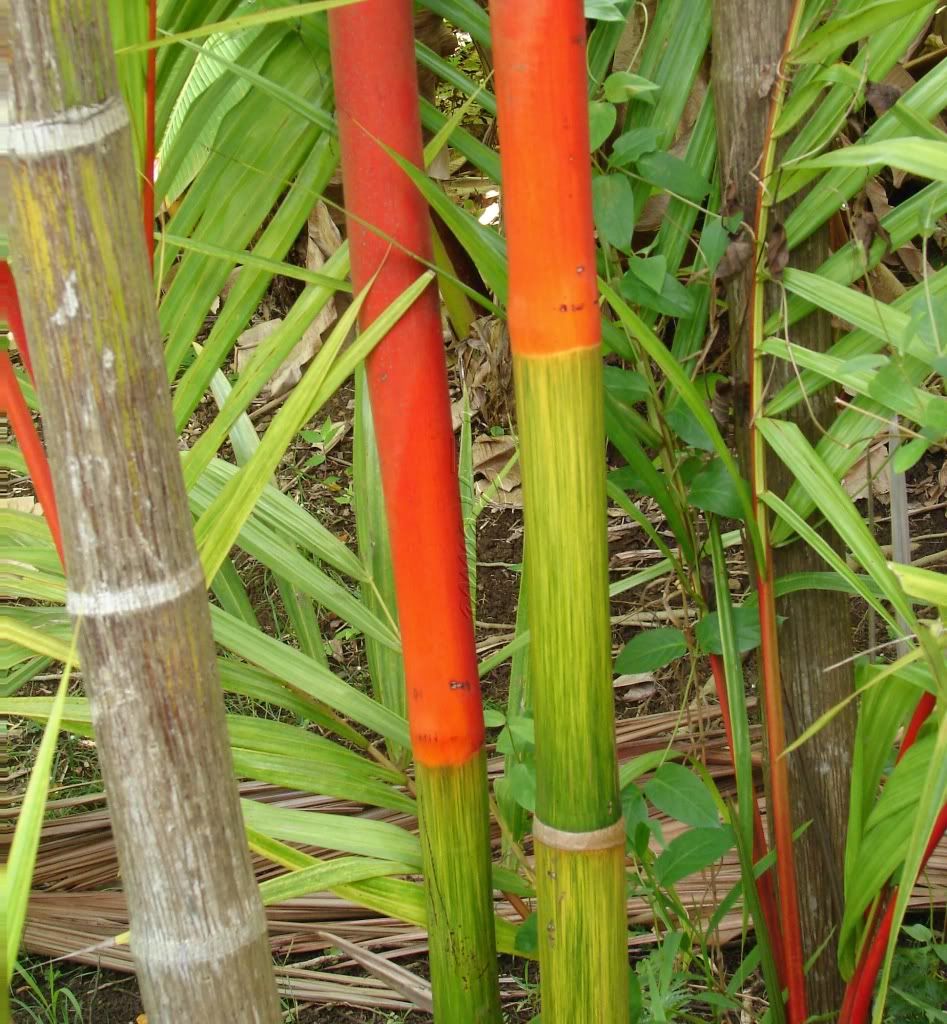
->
[233,204,343,401]
[308,200,343,259]
[866,81,902,118]
[614,674,657,704]
[452,316,513,428]
[715,232,753,283]
[843,442,891,503]
[472,433,522,507]
[867,262,905,304]
[766,221,789,279]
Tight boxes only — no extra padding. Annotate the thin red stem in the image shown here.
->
[708,653,787,981]
[743,4,810,1017]
[754,567,808,1023]
[143,0,157,266]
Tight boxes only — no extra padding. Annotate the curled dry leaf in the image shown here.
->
[451,315,513,429]
[852,210,892,259]
[235,203,341,401]
[843,441,891,503]
[715,231,753,283]
[471,433,522,508]
[866,81,902,118]
[614,673,657,704]
[765,221,789,279]
[867,262,905,304]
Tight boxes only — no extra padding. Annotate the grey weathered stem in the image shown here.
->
[712,0,855,1012]
[8,5,279,1021]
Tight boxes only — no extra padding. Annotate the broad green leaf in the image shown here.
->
[592,172,635,249]
[589,101,618,151]
[604,72,659,104]
[655,825,734,886]
[636,150,711,202]
[618,748,682,789]
[695,605,761,656]
[610,127,661,167]
[585,0,627,20]
[688,458,747,519]
[616,627,687,674]
[508,762,537,813]
[644,762,721,829]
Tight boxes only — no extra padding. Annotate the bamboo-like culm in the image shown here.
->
[327,4,501,1021]
[491,4,629,1020]
[8,6,280,1021]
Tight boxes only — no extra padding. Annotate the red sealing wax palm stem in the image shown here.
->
[491,1,600,357]
[328,0,484,767]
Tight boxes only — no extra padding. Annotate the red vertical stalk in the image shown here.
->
[328,0,484,770]
[709,653,786,979]
[327,4,499,1018]
[742,9,810,1015]
[754,563,807,1022]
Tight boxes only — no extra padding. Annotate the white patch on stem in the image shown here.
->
[50,270,79,326]
[10,96,129,158]
[68,563,204,617]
